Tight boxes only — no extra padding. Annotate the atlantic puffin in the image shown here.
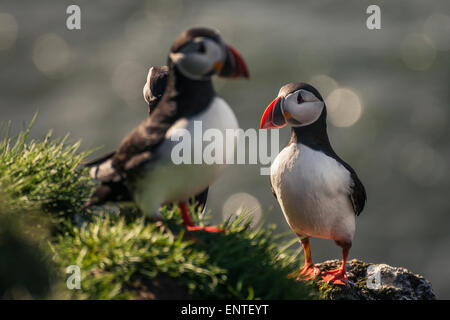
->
[85,65,208,212]
[142,64,209,212]
[84,27,249,233]
[260,83,366,285]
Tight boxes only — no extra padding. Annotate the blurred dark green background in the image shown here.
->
[1,1,449,298]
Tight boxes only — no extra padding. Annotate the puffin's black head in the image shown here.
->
[260,82,326,129]
[169,27,249,80]
[143,65,169,114]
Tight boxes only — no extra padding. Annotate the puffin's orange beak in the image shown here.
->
[219,44,249,79]
[260,97,287,129]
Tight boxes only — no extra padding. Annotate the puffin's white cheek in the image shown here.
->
[179,56,210,76]
[291,102,324,126]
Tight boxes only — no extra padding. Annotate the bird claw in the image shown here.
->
[296,264,321,281]
[322,268,342,274]
[321,269,348,285]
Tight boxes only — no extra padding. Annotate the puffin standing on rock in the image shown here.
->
[84,27,249,233]
[260,83,366,285]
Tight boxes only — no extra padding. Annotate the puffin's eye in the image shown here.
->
[198,42,206,54]
[297,92,304,104]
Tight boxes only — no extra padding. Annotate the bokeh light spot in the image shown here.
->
[424,13,450,51]
[32,33,72,77]
[325,88,363,127]
[309,74,339,98]
[400,33,436,71]
[222,192,262,227]
[0,12,18,51]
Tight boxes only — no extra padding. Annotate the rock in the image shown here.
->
[315,259,436,300]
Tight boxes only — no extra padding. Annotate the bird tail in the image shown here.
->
[82,182,131,210]
[82,150,132,210]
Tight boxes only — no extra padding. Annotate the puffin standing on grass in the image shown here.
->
[142,65,209,210]
[260,83,366,285]
[84,27,249,233]
[85,64,209,212]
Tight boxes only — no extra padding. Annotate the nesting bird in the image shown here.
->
[260,83,366,285]
[84,27,249,233]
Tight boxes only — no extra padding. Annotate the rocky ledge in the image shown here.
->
[315,259,436,300]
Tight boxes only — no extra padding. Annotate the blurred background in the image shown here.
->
[0,0,449,297]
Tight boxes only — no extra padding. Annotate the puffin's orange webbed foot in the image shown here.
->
[296,264,321,281]
[321,268,348,285]
[179,202,225,233]
[186,225,225,233]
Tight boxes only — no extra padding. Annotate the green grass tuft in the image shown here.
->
[0,114,94,229]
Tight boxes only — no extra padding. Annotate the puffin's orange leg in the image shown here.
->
[178,202,223,233]
[321,242,351,285]
[296,238,321,281]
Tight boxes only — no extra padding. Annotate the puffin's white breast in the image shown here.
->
[132,96,239,215]
[270,143,355,242]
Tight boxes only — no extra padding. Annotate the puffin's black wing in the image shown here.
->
[112,100,180,174]
[269,178,277,200]
[332,156,366,216]
[84,101,178,209]
[85,66,169,172]
[348,171,366,216]
[84,67,171,209]
[319,145,367,217]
